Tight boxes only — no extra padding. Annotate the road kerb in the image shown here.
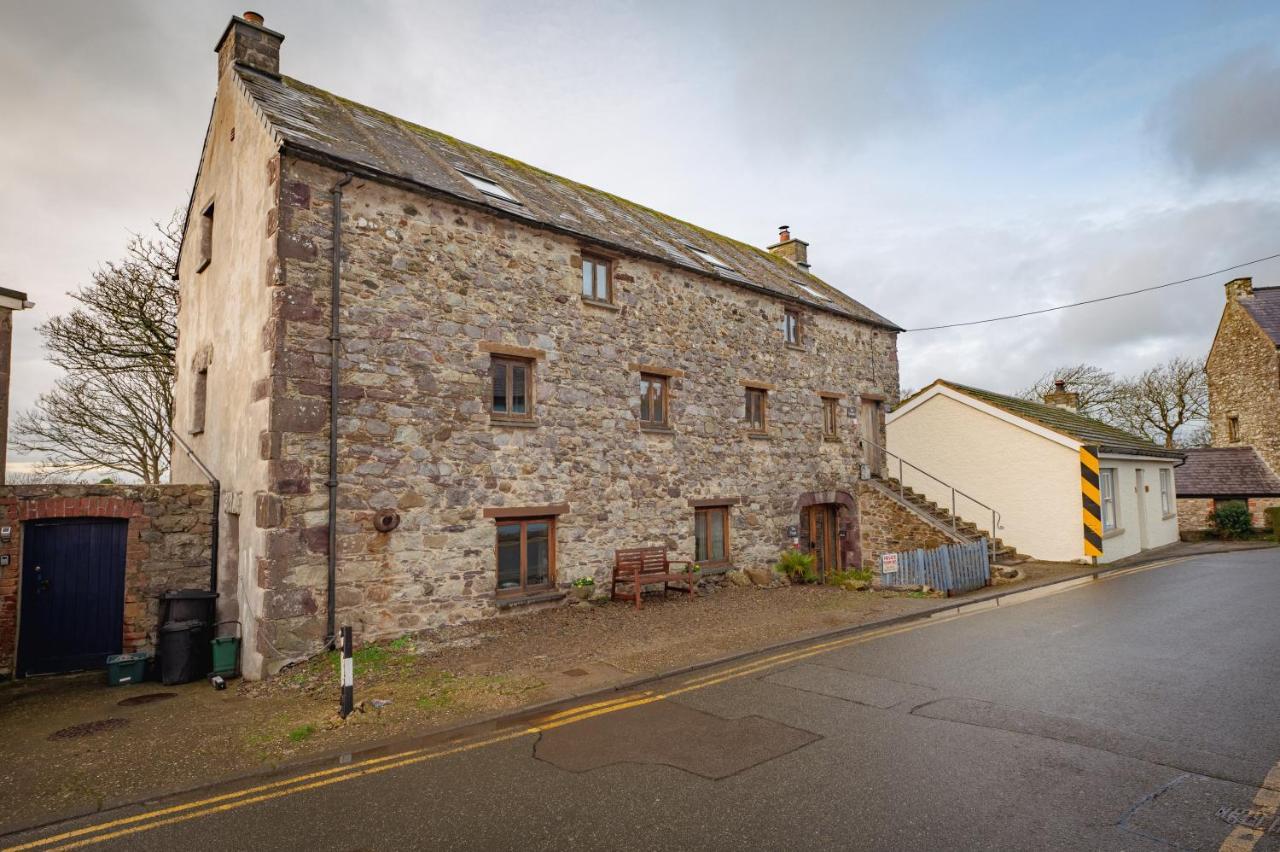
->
[0,553,1194,844]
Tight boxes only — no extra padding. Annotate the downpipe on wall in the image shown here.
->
[327,172,353,651]
[171,429,220,593]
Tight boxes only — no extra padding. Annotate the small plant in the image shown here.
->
[685,562,702,574]
[287,724,316,742]
[828,568,873,586]
[571,576,595,587]
[775,549,818,584]
[1212,502,1253,540]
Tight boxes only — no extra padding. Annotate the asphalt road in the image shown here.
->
[7,549,1280,851]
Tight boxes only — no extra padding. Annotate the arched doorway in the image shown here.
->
[795,491,859,579]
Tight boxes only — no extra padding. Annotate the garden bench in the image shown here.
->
[611,547,697,610]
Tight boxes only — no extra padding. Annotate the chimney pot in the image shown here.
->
[1054,379,1066,391]
[243,11,264,25]
[768,226,809,270]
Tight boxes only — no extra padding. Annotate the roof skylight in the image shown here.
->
[459,171,520,204]
[793,280,833,303]
[688,246,731,270]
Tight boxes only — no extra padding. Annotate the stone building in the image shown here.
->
[1207,277,1280,471]
[173,14,907,678]
[1177,277,1280,533]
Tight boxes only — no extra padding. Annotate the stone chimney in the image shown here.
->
[1225,277,1253,302]
[216,12,284,80]
[768,225,810,270]
[1043,379,1079,413]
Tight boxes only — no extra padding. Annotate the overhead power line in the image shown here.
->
[904,251,1280,332]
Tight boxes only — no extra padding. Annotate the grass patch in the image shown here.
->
[287,724,316,742]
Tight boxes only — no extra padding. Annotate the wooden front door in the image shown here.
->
[804,504,840,581]
[860,398,884,475]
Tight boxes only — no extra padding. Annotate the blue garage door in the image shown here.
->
[17,518,127,677]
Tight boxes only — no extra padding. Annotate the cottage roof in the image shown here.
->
[1175,448,1280,497]
[1239,286,1280,345]
[234,68,900,331]
[918,380,1184,459]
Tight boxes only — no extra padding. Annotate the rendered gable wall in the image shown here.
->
[887,392,1081,562]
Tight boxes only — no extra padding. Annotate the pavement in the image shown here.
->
[4,547,1280,851]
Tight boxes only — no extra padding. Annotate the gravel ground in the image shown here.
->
[0,566,1086,833]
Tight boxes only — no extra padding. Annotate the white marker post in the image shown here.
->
[339,625,354,719]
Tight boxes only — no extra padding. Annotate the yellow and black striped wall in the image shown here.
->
[1080,446,1102,558]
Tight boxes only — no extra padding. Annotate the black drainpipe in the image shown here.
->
[171,429,220,593]
[326,172,353,650]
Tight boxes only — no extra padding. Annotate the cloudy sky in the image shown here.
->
[4,1,1280,469]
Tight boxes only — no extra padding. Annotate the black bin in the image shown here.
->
[158,620,210,685]
[159,589,218,625]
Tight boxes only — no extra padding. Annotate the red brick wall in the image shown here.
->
[0,485,212,676]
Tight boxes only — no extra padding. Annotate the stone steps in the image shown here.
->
[877,475,1023,563]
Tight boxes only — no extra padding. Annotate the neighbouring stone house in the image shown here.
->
[1177,277,1280,534]
[172,14,910,678]
[1174,448,1280,534]
[1207,277,1280,472]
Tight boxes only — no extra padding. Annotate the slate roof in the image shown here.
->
[234,68,899,330]
[1175,448,1280,497]
[931,380,1184,458]
[1239,286,1280,345]
[0,286,28,302]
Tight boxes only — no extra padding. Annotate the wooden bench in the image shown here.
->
[612,547,697,609]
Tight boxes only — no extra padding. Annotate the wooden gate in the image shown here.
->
[17,518,127,677]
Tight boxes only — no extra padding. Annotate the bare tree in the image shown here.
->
[1109,356,1208,449]
[1019,364,1122,418]
[14,209,182,483]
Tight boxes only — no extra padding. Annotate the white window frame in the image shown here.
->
[1100,468,1119,531]
[1159,468,1172,516]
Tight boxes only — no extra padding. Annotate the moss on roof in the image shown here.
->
[934,380,1183,457]
[238,69,897,329]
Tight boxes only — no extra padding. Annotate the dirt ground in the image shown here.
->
[0,564,1087,833]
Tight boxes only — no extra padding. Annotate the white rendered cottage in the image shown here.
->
[885,380,1183,563]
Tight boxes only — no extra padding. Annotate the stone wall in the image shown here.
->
[0,484,213,675]
[241,155,899,668]
[1207,295,1280,475]
[857,482,955,569]
[1176,495,1280,533]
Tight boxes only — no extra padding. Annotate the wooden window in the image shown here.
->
[197,202,214,272]
[581,255,611,302]
[489,356,534,420]
[745,387,768,433]
[1159,468,1173,516]
[1227,416,1240,443]
[190,366,208,435]
[784,309,801,347]
[1100,468,1119,531]
[495,517,555,597]
[822,396,840,440]
[639,373,668,427]
[694,506,730,565]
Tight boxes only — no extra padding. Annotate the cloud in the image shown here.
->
[1154,46,1280,178]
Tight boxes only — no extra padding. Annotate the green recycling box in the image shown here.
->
[106,652,149,686]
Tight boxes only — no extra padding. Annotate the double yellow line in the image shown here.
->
[4,557,1187,851]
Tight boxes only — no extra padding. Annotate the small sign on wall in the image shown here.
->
[880,552,899,574]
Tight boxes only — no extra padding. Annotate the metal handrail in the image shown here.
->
[859,436,1003,561]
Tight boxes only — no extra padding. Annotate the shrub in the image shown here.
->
[775,549,818,583]
[1212,502,1253,540]
[828,568,873,586]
